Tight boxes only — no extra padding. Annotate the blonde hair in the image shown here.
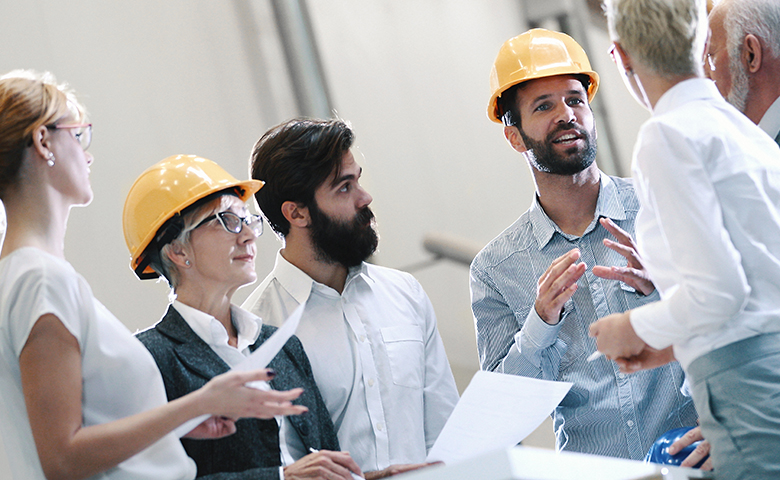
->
[0,70,87,198]
[604,0,708,78]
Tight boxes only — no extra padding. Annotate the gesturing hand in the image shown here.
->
[535,249,587,325]
[592,218,655,296]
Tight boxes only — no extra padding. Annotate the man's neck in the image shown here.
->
[281,233,350,294]
[532,165,601,237]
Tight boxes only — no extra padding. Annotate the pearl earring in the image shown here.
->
[185,260,191,266]
[46,152,55,167]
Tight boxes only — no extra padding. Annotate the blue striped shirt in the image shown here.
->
[470,172,697,460]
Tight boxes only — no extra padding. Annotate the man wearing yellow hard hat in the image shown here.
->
[470,29,699,461]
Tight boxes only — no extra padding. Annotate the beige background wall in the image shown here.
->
[0,0,649,476]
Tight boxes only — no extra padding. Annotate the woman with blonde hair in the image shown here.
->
[0,70,307,480]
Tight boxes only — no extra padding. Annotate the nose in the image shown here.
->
[237,223,257,243]
[357,185,373,208]
[554,102,577,124]
[85,151,94,166]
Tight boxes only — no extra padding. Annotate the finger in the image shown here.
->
[544,262,586,299]
[602,238,637,260]
[679,442,710,468]
[230,368,277,384]
[256,387,304,402]
[540,250,581,288]
[669,427,704,454]
[327,452,363,475]
[599,217,632,244]
[700,457,714,471]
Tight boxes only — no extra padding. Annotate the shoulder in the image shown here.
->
[471,211,534,275]
[604,174,640,210]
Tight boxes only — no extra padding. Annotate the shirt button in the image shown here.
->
[359,335,367,342]
[376,423,384,432]
[368,378,375,387]
[627,420,635,427]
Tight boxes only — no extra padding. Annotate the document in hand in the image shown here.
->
[172,303,306,437]
[426,371,572,465]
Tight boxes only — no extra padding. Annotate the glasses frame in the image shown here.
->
[194,211,264,237]
[47,123,93,151]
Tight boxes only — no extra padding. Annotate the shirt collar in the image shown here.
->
[758,95,780,141]
[173,300,260,351]
[529,171,627,249]
[653,77,719,116]
[272,249,373,300]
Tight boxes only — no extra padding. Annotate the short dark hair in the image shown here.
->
[250,118,354,237]
[496,74,591,128]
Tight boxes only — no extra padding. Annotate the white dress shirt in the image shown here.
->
[173,301,304,479]
[629,78,780,369]
[758,95,780,144]
[242,251,459,472]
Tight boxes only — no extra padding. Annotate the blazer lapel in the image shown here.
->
[156,306,230,380]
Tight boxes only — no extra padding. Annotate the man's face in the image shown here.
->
[513,76,597,175]
[308,150,378,267]
[706,7,749,112]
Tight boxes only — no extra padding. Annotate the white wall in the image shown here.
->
[0,0,650,476]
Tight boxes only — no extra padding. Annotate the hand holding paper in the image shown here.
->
[174,304,306,437]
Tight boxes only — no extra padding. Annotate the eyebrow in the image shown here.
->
[530,90,587,106]
[330,167,362,187]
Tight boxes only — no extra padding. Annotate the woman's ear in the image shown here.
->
[613,42,634,75]
[166,242,191,269]
[281,200,310,229]
[30,124,53,163]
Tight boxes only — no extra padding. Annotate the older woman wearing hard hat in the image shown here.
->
[123,155,362,480]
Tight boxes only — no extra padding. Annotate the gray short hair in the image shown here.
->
[157,195,237,290]
[604,0,708,77]
[723,0,780,62]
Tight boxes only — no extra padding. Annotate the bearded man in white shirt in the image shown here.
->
[241,118,459,480]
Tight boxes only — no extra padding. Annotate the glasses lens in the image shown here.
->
[72,125,91,150]
[217,212,243,233]
[247,215,263,237]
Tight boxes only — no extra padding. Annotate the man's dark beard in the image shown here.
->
[309,201,379,268]
[519,121,597,175]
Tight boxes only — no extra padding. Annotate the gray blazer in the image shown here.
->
[136,306,339,479]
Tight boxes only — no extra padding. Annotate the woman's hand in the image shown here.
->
[182,416,237,439]
[196,369,309,420]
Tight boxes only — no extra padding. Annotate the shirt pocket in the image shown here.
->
[381,325,424,389]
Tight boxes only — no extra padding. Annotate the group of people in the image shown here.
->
[0,0,779,479]
[475,0,780,479]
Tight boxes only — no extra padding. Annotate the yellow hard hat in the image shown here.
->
[487,28,600,123]
[122,154,264,279]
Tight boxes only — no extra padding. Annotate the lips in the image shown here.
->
[233,253,254,263]
[552,131,582,144]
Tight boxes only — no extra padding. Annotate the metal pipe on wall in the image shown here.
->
[270,0,334,119]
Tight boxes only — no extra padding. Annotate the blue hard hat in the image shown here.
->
[645,426,708,468]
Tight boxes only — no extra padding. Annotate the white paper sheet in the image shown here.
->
[426,370,572,465]
[173,303,306,438]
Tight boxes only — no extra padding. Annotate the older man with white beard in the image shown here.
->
[707,0,780,146]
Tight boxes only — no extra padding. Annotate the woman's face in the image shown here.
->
[184,196,258,293]
[47,116,94,206]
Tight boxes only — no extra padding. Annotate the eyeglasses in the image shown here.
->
[194,211,263,237]
[47,123,92,151]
